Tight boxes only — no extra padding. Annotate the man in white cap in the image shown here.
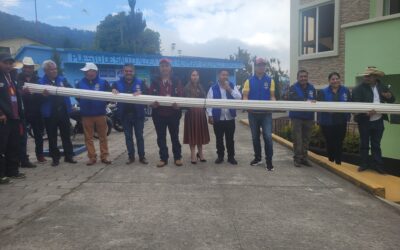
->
[352,66,395,174]
[16,57,43,168]
[76,62,112,166]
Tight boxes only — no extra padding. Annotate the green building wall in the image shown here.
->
[344,16,400,160]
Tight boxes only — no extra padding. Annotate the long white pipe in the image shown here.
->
[24,83,400,114]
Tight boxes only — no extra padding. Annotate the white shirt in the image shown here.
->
[207,82,242,120]
[370,86,382,121]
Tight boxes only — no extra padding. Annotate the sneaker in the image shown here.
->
[126,157,135,165]
[37,155,47,163]
[215,157,224,164]
[227,158,238,165]
[20,161,37,168]
[157,160,167,168]
[139,157,149,165]
[10,173,26,179]
[266,161,274,171]
[175,159,183,167]
[0,177,10,184]
[64,158,77,164]
[250,159,262,166]
[301,160,312,167]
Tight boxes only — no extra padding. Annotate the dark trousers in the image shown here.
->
[122,113,145,159]
[153,113,182,162]
[19,119,29,164]
[213,119,236,159]
[0,120,20,177]
[358,118,385,168]
[320,124,347,164]
[44,114,74,161]
[27,116,45,157]
[248,113,273,162]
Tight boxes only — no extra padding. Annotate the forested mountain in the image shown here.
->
[0,11,95,49]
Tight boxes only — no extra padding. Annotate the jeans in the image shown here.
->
[152,113,182,162]
[248,113,273,162]
[213,119,236,159]
[0,120,21,177]
[122,113,145,159]
[291,118,314,162]
[358,118,385,168]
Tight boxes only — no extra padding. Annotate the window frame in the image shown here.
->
[384,0,400,16]
[298,0,340,60]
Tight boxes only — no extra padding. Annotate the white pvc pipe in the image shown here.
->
[24,83,400,114]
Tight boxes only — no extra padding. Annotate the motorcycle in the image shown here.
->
[106,102,124,132]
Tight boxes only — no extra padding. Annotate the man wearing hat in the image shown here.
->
[242,58,276,171]
[149,58,184,168]
[0,53,26,184]
[76,62,112,166]
[16,57,44,167]
[352,66,395,173]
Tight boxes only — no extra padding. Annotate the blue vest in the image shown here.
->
[211,82,236,121]
[114,77,145,119]
[39,75,72,118]
[248,74,272,101]
[77,77,108,117]
[289,82,316,120]
[318,86,350,126]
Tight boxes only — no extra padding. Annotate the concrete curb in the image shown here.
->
[240,119,400,202]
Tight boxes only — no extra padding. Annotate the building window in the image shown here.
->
[384,0,400,15]
[0,47,11,54]
[301,2,335,55]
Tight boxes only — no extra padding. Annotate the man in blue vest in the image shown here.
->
[40,60,77,167]
[207,69,242,165]
[288,69,316,168]
[242,58,276,171]
[112,63,148,165]
[76,62,112,166]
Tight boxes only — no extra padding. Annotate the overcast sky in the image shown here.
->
[1,0,290,70]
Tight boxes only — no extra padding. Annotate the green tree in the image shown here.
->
[95,0,160,54]
[229,47,252,87]
[51,49,64,76]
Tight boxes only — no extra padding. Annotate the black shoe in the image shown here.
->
[196,153,206,162]
[374,165,386,175]
[65,158,77,164]
[335,160,341,165]
[10,173,26,179]
[358,166,368,172]
[250,159,262,166]
[294,161,302,168]
[126,157,135,165]
[227,158,238,165]
[139,157,148,165]
[0,177,11,184]
[301,160,312,167]
[215,157,224,164]
[20,161,37,168]
[52,160,60,167]
[266,161,274,171]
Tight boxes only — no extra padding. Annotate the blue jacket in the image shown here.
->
[248,74,272,101]
[288,82,316,120]
[39,75,72,118]
[318,85,350,126]
[113,77,145,119]
[76,77,109,117]
[211,82,236,121]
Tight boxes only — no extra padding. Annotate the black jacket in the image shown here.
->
[16,72,42,118]
[352,81,395,123]
[0,70,24,120]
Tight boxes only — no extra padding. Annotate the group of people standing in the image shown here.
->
[0,50,395,185]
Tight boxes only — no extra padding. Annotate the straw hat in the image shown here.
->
[14,57,40,71]
[361,66,385,77]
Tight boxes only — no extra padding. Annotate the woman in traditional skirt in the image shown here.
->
[183,70,210,164]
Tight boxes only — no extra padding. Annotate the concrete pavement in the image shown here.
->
[0,114,400,249]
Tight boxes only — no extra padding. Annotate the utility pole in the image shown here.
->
[34,0,38,24]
